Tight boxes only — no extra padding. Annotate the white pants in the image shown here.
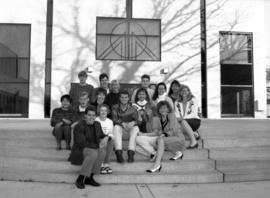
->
[136,136,158,155]
[113,125,139,150]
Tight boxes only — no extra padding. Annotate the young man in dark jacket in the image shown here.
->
[73,106,108,189]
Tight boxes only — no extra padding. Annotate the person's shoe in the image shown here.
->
[146,165,162,173]
[187,142,199,149]
[85,175,101,187]
[75,175,85,189]
[100,166,107,174]
[127,150,135,163]
[170,151,184,160]
[105,166,113,174]
[115,150,124,163]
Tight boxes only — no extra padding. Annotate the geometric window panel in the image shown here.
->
[96,17,161,61]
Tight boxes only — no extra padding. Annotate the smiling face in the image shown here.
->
[61,98,71,109]
[111,81,120,93]
[180,87,189,99]
[120,93,129,105]
[158,84,166,96]
[100,77,109,89]
[172,83,180,94]
[79,75,87,84]
[141,78,150,89]
[159,104,169,117]
[85,110,96,124]
[138,90,147,102]
[99,106,108,119]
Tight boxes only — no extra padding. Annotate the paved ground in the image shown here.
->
[0,181,270,198]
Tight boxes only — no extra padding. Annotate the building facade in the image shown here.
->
[0,0,269,119]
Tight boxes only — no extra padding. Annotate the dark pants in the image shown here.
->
[104,139,114,164]
[80,147,106,176]
[185,119,201,131]
[54,125,71,144]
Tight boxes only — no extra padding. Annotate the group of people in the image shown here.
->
[50,71,201,189]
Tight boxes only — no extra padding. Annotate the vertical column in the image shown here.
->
[126,0,132,19]
[200,0,207,118]
[44,0,53,118]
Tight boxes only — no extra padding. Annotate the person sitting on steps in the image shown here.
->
[111,90,139,163]
[50,94,75,150]
[95,104,114,174]
[175,85,201,149]
[74,106,108,189]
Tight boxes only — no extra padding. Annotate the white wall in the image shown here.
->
[206,0,268,118]
[51,0,201,110]
[0,0,47,118]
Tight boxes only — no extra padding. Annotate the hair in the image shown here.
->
[141,74,150,81]
[98,103,110,114]
[168,80,181,96]
[60,94,72,103]
[110,79,120,91]
[156,100,173,114]
[119,90,130,97]
[79,91,89,98]
[99,73,109,81]
[178,85,194,102]
[78,70,87,77]
[134,88,150,103]
[152,82,167,101]
[95,87,107,97]
[85,105,97,115]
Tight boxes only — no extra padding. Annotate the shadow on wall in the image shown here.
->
[51,0,241,108]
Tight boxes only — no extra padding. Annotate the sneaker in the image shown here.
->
[100,166,107,174]
[105,166,113,174]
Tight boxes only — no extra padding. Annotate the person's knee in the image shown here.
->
[113,125,122,135]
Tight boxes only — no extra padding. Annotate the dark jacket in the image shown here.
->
[69,120,106,165]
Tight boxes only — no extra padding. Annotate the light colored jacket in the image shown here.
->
[174,97,200,119]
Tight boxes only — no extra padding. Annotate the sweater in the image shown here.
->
[50,107,75,127]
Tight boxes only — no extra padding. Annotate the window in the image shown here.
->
[219,31,254,117]
[0,24,31,117]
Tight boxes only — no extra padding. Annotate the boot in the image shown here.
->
[85,174,101,187]
[127,150,135,163]
[115,150,124,163]
[75,175,85,189]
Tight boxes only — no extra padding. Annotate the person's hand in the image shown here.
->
[62,118,72,125]
[177,117,183,122]
[146,109,152,116]
[99,137,108,148]
[55,122,63,128]
[122,123,128,131]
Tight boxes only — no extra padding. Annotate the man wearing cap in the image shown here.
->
[70,70,94,108]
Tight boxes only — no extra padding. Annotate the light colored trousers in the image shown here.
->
[80,147,106,177]
[136,136,158,155]
[113,125,139,150]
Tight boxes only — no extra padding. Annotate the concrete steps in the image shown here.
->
[1,168,223,184]
[210,146,270,160]
[0,147,209,161]
[1,119,270,184]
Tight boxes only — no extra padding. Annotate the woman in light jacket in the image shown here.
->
[136,101,186,173]
[175,85,201,149]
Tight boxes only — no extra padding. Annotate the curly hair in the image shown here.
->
[156,100,173,114]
